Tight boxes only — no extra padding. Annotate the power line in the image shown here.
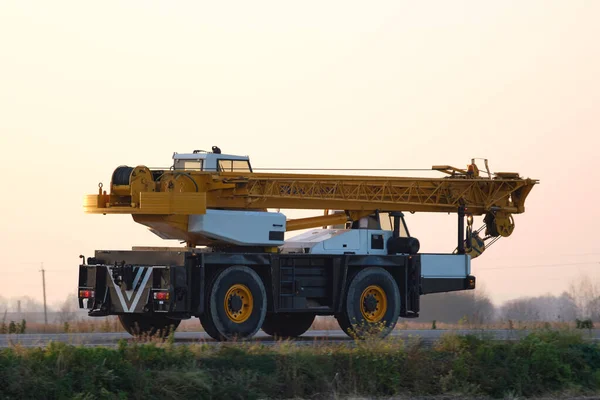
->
[144,167,436,172]
[251,168,434,172]
[478,261,600,271]
[483,252,600,260]
[40,269,73,273]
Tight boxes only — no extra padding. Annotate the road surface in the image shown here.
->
[1,329,598,348]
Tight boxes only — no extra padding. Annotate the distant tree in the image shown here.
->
[419,288,495,324]
[0,310,6,334]
[555,292,578,322]
[587,297,600,321]
[56,293,78,325]
[0,295,7,312]
[501,298,540,321]
[568,274,600,319]
[10,296,46,313]
[471,290,495,324]
[499,292,578,322]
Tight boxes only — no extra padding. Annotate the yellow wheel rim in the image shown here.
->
[360,285,387,323]
[224,284,253,323]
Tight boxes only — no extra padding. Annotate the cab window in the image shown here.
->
[174,159,203,171]
[218,159,252,172]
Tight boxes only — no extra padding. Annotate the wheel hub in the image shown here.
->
[224,284,254,323]
[363,295,378,312]
[359,285,388,323]
[229,295,243,312]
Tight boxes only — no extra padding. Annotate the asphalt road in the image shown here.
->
[2,329,598,348]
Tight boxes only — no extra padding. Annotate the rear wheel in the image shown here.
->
[262,313,315,338]
[337,267,400,338]
[199,266,267,341]
[118,314,180,337]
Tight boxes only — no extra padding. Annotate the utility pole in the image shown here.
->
[40,263,47,325]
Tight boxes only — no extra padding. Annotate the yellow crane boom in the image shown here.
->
[84,153,538,249]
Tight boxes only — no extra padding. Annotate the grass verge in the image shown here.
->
[1,330,600,399]
[12,315,587,334]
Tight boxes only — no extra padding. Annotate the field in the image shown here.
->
[3,315,585,335]
[1,329,600,399]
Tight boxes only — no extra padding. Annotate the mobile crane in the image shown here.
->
[78,147,538,340]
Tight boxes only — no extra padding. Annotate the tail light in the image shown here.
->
[79,289,95,298]
[153,291,170,301]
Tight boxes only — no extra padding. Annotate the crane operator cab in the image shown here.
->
[172,146,253,173]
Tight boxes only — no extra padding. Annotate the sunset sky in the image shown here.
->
[1,1,599,307]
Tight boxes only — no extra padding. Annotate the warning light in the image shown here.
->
[153,291,170,301]
[79,290,94,298]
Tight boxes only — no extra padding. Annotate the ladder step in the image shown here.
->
[280,263,296,299]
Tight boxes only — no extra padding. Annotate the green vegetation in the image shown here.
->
[0,318,26,334]
[0,330,600,399]
[576,318,594,330]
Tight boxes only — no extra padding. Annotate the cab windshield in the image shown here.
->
[379,212,409,237]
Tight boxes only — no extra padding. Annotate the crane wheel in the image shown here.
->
[261,313,316,339]
[336,267,400,339]
[118,314,180,338]
[199,266,267,341]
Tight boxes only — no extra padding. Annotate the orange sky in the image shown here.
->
[1,1,599,307]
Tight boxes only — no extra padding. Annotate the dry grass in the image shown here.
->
[20,318,126,334]
[311,316,576,332]
[13,315,580,334]
[17,317,206,334]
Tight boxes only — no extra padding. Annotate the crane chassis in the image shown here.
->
[78,148,537,340]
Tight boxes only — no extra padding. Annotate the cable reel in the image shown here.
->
[484,211,515,238]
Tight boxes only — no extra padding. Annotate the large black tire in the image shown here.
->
[199,266,267,341]
[337,267,400,339]
[262,313,315,338]
[199,269,224,341]
[118,314,181,337]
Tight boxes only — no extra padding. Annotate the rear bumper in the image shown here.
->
[78,263,190,317]
[421,275,476,294]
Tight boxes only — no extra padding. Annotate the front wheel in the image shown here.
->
[118,314,180,337]
[262,313,315,338]
[199,266,267,341]
[337,267,400,339]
